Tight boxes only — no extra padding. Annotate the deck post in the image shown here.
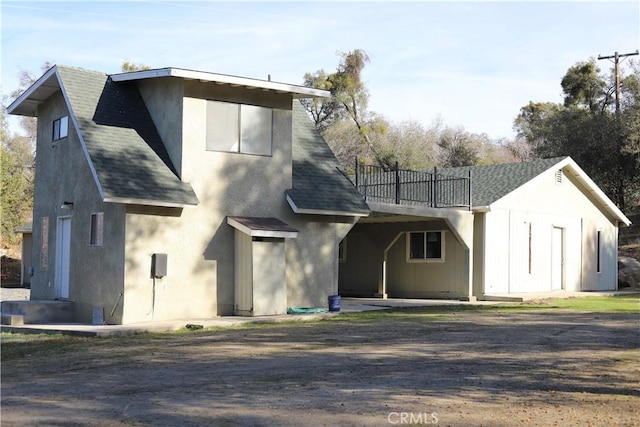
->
[433,167,438,208]
[395,161,400,204]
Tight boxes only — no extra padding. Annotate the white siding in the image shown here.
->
[481,167,619,295]
[483,209,510,293]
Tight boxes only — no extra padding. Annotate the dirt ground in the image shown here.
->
[1,309,639,427]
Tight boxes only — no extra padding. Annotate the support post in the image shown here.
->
[433,167,438,208]
[394,161,400,204]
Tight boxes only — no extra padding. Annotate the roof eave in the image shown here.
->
[7,66,60,117]
[558,158,632,227]
[110,67,330,99]
[286,194,370,217]
[103,196,198,208]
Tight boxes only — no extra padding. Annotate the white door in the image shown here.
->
[551,227,564,291]
[55,217,71,299]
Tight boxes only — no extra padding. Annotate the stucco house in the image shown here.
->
[339,157,631,299]
[7,65,369,324]
[6,64,630,325]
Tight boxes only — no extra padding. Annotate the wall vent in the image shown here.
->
[555,169,564,185]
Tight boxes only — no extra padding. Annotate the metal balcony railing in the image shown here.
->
[354,159,472,210]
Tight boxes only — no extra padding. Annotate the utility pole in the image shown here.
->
[597,50,639,116]
[597,49,638,211]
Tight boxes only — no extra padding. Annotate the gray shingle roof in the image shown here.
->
[442,157,568,207]
[288,102,370,215]
[58,66,198,206]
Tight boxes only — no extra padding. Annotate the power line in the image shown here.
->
[597,50,639,116]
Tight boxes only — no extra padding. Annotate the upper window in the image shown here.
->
[53,116,69,141]
[407,231,445,262]
[90,213,104,247]
[206,101,272,156]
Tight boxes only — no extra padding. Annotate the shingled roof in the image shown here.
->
[55,66,199,207]
[442,157,568,207]
[286,102,370,216]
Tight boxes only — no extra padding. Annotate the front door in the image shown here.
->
[551,227,564,291]
[55,217,71,299]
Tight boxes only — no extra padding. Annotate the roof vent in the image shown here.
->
[555,169,564,185]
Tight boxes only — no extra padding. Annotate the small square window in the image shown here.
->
[53,116,69,141]
[90,213,104,246]
[407,231,445,262]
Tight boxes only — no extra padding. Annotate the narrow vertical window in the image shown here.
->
[596,230,601,273]
[90,213,104,246]
[53,116,68,141]
[40,217,49,270]
[338,238,347,263]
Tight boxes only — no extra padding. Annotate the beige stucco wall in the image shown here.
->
[120,82,355,321]
[31,91,127,324]
[137,78,184,177]
[481,166,619,294]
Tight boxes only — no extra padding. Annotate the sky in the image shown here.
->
[1,1,639,140]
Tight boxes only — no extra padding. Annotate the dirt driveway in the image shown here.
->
[1,309,639,426]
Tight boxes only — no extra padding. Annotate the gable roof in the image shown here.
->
[9,65,198,208]
[444,157,630,226]
[287,102,370,216]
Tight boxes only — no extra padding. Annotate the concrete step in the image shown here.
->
[1,313,24,326]
[0,300,75,324]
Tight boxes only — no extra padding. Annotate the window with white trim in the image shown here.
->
[90,212,104,246]
[206,101,272,156]
[407,231,445,262]
[53,116,69,141]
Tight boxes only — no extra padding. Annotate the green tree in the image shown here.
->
[514,59,640,209]
[0,105,33,247]
[121,61,150,72]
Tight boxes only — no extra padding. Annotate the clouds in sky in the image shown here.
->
[2,1,638,139]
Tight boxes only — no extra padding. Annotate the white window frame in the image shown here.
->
[406,231,445,263]
[205,100,272,156]
[53,116,69,141]
[90,212,104,247]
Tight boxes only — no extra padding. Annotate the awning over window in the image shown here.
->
[227,217,298,239]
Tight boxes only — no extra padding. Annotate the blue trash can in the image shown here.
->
[328,295,341,312]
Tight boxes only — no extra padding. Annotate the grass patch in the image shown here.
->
[0,332,90,361]
[536,295,640,312]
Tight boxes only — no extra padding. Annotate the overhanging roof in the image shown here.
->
[8,66,61,117]
[227,217,299,239]
[111,68,330,99]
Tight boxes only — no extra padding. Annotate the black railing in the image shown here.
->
[354,159,472,209]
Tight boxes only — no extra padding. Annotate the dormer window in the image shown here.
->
[53,116,69,141]
[206,100,272,156]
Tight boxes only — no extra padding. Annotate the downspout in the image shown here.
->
[380,232,405,299]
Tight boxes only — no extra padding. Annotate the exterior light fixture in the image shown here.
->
[61,201,74,210]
